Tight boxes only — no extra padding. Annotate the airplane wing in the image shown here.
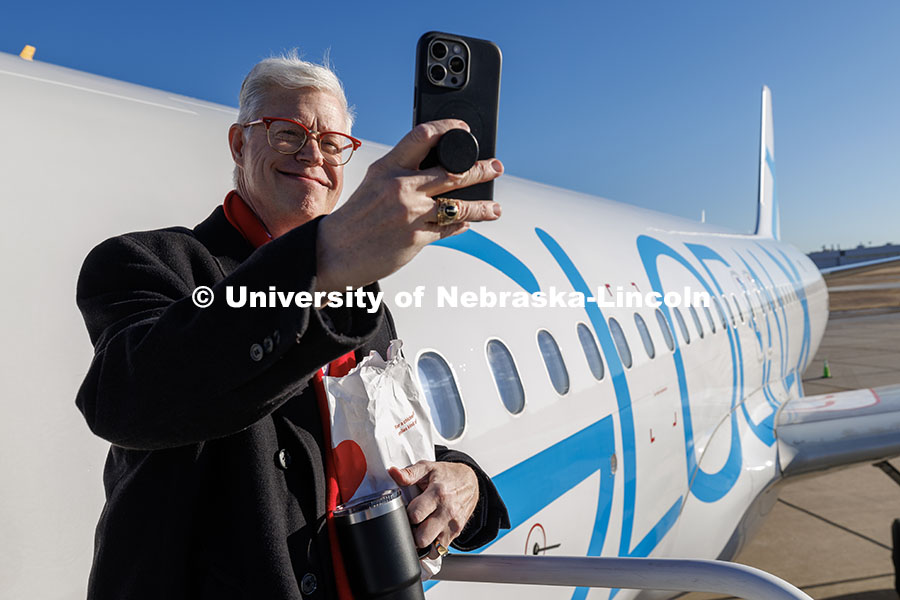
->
[776,385,900,477]
[820,254,900,275]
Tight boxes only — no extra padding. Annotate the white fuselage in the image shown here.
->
[382,178,827,598]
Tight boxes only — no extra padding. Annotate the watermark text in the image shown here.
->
[192,284,708,311]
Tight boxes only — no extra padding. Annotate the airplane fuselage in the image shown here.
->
[381,182,828,598]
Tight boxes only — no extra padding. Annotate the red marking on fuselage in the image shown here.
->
[525,523,547,556]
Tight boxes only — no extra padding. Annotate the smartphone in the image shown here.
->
[414,31,502,201]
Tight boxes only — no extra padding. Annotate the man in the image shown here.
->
[75,53,508,599]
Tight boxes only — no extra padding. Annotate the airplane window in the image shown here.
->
[609,317,633,367]
[703,305,716,333]
[486,339,526,414]
[576,323,605,380]
[672,307,691,345]
[688,306,705,339]
[723,296,736,327]
[655,308,675,351]
[608,318,633,368]
[731,294,744,323]
[417,352,465,440]
[634,313,656,359]
[537,330,570,395]
[712,296,728,328]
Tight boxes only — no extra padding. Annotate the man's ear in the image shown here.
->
[228,123,245,167]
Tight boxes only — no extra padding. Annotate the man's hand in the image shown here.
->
[388,460,479,555]
[316,119,503,292]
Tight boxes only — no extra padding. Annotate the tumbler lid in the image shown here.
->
[334,488,405,525]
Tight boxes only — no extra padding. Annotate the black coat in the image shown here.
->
[76,206,508,600]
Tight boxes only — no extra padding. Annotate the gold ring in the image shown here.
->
[434,542,449,557]
[435,199,461,226]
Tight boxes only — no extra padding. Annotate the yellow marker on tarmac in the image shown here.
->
[20,45,36,61]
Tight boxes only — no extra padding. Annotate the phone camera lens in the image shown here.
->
[448,56,465,74]
[431,41,448,60]
[430,64,447,82]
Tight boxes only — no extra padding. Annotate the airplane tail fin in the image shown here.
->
[754,85,780,240]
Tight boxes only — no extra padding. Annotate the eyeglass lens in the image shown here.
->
[267,120,354,165]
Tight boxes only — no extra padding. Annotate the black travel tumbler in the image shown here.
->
[333,488,425,600]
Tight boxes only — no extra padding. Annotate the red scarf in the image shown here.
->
[223,191,356,600]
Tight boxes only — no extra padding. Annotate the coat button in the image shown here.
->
[250,343,264,362]
[300,572,317,595]
[276,449,292,470]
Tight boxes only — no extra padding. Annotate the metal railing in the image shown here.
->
[434,554,813,600]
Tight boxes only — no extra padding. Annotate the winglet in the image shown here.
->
[754,85,779,239]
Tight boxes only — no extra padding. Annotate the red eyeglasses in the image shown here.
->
[243,117,361,166]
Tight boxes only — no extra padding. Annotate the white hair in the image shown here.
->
[237,49,354,129]
[233,50,354,185]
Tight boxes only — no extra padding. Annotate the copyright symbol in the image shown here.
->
[192,286,214,308]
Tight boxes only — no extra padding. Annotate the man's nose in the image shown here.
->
[296,136,324,165]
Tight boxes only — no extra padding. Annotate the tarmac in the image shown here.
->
[681,265,900,600]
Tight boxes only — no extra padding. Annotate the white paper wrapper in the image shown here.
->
[324,339,442,579]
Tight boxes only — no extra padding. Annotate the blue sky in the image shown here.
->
[3,0,898,252]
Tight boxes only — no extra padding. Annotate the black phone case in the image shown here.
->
[414,31,502,201]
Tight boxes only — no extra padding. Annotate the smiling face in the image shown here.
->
[229,86,349,238]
